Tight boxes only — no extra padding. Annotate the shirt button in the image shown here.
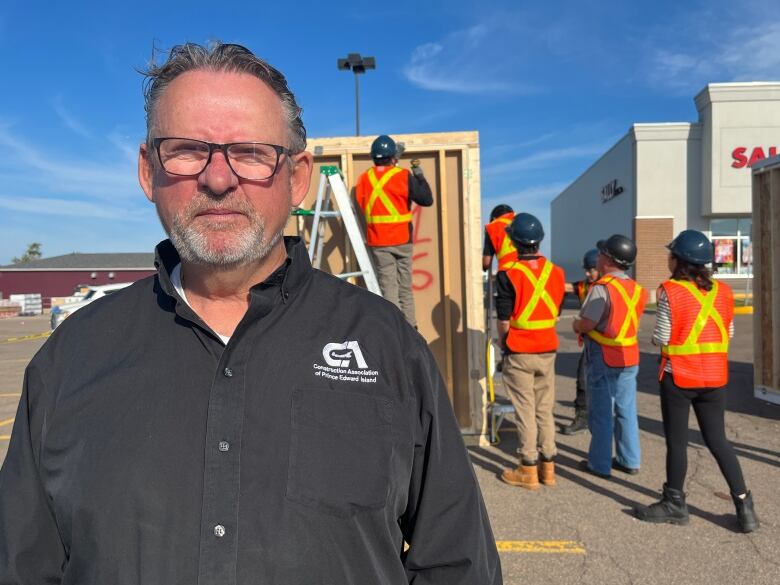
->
[218,441,230,452]
[223,367,233,378]
[214,524,226,538]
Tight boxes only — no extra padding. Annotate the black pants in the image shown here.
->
[660,375,746,495]
[574,351,587,411]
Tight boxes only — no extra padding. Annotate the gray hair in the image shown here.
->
[142,42,307,153]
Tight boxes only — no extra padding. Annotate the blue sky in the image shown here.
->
[1,0,778,264]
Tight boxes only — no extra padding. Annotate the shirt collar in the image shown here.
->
[154,236,312,303]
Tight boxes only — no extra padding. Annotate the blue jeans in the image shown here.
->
[585,339,641,475]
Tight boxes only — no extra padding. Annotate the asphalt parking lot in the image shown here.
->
[1,310,778,584]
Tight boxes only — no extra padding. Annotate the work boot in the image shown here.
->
[732,491,759,533]
[634,484,689,525]
[501,464,540,490]
[539,460,556,487]
[560,410,588,435]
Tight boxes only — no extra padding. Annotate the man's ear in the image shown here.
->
[289,151,314,208]
[138,142,156,203]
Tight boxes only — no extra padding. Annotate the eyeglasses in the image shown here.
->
[153,137,292,180]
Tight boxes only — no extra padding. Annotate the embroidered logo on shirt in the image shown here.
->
[313,340,378,383]
[323,341,368,368]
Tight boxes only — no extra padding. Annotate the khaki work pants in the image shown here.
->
[370,243,416,327]
[503,352,557,464]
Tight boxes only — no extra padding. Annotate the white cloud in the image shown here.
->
[486,182,570,206]
[403,22,538,95]
[51,95,93,139]
[646,18,780,92]
[0,194,146,220]
[0,125,139,200]
[483,143,610,176]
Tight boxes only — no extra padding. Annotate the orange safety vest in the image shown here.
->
[576,281,591,305]
[505,257,565,353]
[659,279,733,388]
[586,275,647,367]
[355,166,413,247]
[485,212,518,270]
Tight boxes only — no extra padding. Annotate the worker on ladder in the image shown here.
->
[559,248,600,436]
[482,204,517,271]
[497,213,565,490]
[355,134,433,327]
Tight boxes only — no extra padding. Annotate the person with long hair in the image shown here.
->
[634,230,759,532]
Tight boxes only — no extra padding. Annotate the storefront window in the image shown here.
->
[709,217,752,276]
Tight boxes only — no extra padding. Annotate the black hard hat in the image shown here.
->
[506,212,544,245]
[489,204,513,221]
[370,135,397,161]
[667,229,713,265]
[582,248,599,270]
[597,234,637,267]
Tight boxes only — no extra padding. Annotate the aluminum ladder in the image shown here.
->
[293,166,382,296]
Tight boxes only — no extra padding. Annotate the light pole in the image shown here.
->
[337,53,375,136]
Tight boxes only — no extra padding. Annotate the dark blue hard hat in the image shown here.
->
[370,135,397,161]
[667,229,713,265]
[489,204,513,221]
[582,248,599,270]
[506,212,544,245]
[597,234,637,267]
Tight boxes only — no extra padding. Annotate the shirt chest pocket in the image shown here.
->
[286,388,394,518]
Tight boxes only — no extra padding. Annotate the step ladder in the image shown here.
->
[484,266,513,444]
[292,166,382,296]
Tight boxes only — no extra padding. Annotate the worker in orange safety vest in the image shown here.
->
[355,135,433,327]
[496,213,565,490]
[482,204,517,271]
[634,229,759,532]
[559,248,600,436]
[572,235,647,479]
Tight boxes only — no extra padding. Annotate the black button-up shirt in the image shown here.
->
[0,237,501,584]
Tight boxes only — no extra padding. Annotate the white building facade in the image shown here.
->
[551,82,780,297]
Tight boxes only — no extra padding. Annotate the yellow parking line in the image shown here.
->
[496,541,585,554]
[0,435,9,440]
[0,393,21,398]
[0,418,15,428]
[1,331,51,343]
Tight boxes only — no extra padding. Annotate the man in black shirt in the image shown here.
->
[0,42,501,585]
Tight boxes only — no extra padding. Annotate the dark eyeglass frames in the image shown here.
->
[152,137,292,181]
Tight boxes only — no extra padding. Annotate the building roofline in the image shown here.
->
[0,267,155,272]
[695,82,780,110]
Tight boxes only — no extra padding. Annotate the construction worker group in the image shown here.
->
[482,205,760,533]
[351,132,758,533]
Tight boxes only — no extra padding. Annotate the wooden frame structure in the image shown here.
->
[751,155,780,405]
[288,131,487,433]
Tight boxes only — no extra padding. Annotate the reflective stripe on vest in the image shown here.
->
[586,278,643,347]
[494,217,516,268]
[365,167,412,224]
[662,280,728,356]
[508,260,559,330]
[485,213,517,270]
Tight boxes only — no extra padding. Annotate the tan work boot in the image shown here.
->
[539,460,556,486]
[501,464,540,490]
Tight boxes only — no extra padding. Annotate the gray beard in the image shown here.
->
[159,195,284,270]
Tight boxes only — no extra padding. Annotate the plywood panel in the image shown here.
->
[752,161,780,402]
[297,132,485,432]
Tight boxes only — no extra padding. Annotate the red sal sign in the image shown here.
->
[732,146,778,168]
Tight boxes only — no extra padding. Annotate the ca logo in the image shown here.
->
[323,341,369,369]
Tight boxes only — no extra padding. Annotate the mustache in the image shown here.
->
[183,192,255,219]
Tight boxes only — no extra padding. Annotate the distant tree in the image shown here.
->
[12,242,43,264]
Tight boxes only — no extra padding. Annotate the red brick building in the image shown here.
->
[0,252,155,308]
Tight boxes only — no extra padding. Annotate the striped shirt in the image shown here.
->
[653,287,734,373]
